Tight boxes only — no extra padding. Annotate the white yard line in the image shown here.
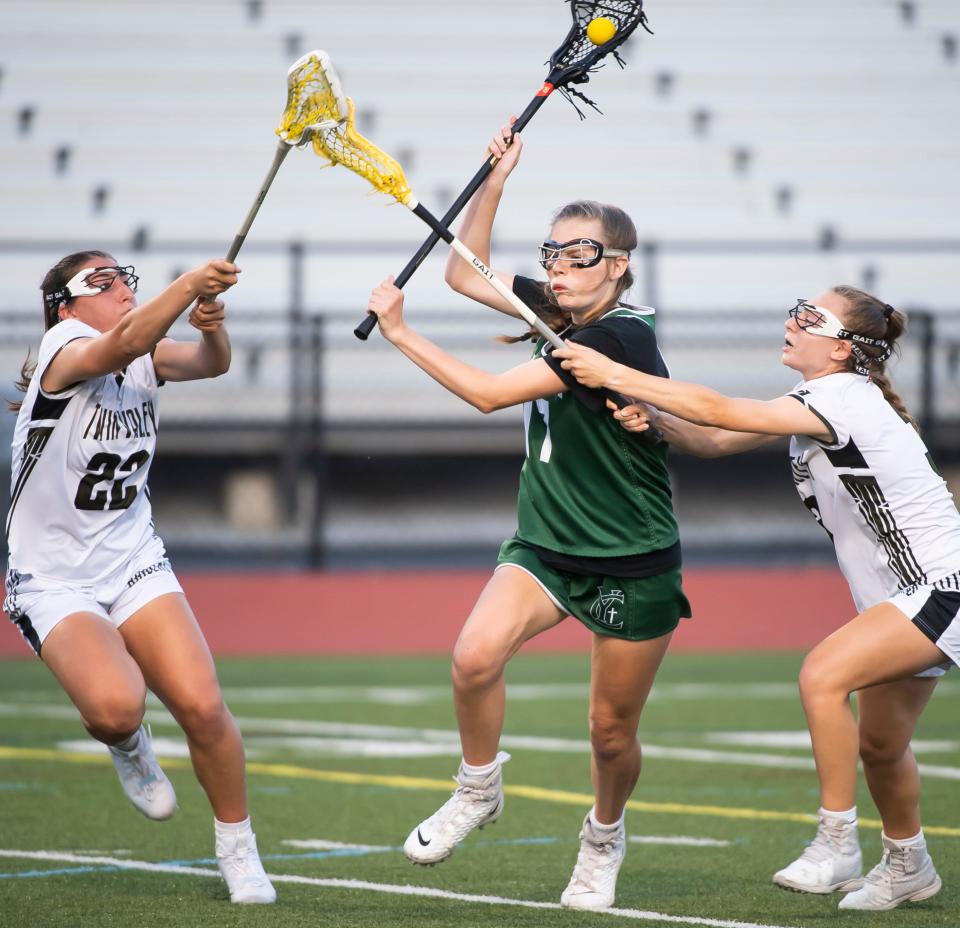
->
[629,836,731,847]
[4,681,958,709]
[3,697,959,778]
[706,732,960,753]
[213,682,813,705]
[0,849,804,928]
[281,839,394,852]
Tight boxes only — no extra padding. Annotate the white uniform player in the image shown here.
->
[790,372,960,666]
[553,286,952,912]
[3,252,274,905]
[5,318,181,653]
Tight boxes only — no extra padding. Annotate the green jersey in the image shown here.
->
[512,276,680,566]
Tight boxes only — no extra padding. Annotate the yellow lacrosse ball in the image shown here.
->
[586,16,617,45]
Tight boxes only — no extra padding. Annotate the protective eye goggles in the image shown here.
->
[789,299,892,372]
[44,265,139,310]
[537,238,629,270]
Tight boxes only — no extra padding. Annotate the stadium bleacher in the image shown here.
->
[1,0,958,561]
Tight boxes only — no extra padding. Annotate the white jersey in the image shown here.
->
[6,319,161,584]
[789,372,960,612]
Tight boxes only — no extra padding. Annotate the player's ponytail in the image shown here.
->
[833,285,919,433]
[8,250,112,412]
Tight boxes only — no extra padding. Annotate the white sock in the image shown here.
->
[462,758,499,778]
[884,829,925,849]
[111,728,142,753]
[820,805,857,825]
[215,816,253,840]
[589,807,624,832]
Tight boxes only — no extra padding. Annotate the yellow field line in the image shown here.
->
[3,745,959,837]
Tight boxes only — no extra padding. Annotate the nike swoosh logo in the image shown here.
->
[417,829,431,846]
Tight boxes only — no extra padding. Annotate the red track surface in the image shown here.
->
[0,567,853,658]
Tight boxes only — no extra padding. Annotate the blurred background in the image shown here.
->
[2,0,959,572]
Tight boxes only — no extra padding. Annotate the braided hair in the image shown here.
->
[832,285,918,432]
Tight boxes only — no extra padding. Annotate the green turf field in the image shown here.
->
[0,652,956,927]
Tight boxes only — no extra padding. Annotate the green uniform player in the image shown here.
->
[363,119,689,912]
[500,277,689,641]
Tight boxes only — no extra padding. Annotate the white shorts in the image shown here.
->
[888,575,960,674]
[4,534,183,656]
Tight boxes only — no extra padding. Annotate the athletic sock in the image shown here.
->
[589,807,624,832]
[884,829,925,849]
[820,805,857,825]
[462,758,500,778]
[215,816,253,839]
[111,729,142,753]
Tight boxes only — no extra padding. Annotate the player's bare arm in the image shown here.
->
[611,401,781,457]
[369,277,565,412]
[42,261,238,392]
[153,299,232,382]
[556,341,832,440]
[443,122,523,318]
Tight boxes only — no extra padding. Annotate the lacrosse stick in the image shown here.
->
[353,0,652,339]
[219,50,346,265]
[307,73,663,442]
[311,96,566,350]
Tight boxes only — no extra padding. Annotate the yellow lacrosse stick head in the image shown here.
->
[310,97,415,207]
[275,50,347,145]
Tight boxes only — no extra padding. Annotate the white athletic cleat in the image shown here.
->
[560,813,627,911]
[108,725,177,821]
[773,815,863,894]
[838,833,942,911]
[403,752,510,865]
[216,829,277,904]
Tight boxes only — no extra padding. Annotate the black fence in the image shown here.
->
[3,236,960,568]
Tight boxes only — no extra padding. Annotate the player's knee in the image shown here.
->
[797,652,846,706]
[171,691,229,739]
[451,642,502,693]
[588,714,635,762]
[859,728,908,768]
[83,698,145,742]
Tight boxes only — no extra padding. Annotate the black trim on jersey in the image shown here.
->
[934,573,960,592]
[513,275,667,415]
[822,439,868,470]
[39,336,91,396]
[788,394,839,446]
[30,392,72,421]
[530,540,681,579]
[10,611,42,656]
[801,496,834,540]
[5,427,54,538]
[911,589,960,649]
[838,474,926,588]
[790,456,812,484]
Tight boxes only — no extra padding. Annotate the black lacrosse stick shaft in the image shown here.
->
[353,83,557,340]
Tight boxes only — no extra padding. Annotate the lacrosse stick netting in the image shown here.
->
[219,51,346,264]
[276,50,347,145]
[354,0,651,338]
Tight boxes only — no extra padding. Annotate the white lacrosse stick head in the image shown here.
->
[276,49,348,145]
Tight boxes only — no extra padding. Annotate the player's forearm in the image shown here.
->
[388,326,506,413]
[606,365,743,430]
[115,275,202,357]
[194,327,232,378]
[444,177,505,292]
[656,412,775,457]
